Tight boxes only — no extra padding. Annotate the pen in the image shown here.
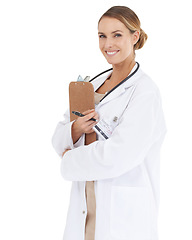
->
[72,111,97,122]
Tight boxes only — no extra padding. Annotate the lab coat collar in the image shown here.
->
[92,70,113,92]
[91,66,142,106]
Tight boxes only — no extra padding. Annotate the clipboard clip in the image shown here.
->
[77,75,90,82]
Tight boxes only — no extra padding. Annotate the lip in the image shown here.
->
[105,50,119,56]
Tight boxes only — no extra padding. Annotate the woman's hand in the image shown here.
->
[62,149,70,157]
[72,109,99,144]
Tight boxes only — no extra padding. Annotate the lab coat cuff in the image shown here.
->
[52,122,72,157]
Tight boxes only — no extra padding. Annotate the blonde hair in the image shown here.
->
[98,6,148,50]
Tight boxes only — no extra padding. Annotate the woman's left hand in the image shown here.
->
[62,149,70,157]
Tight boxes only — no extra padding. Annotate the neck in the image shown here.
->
[110,57,136,83]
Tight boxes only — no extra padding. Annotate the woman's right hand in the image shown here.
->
[71,109,99,144]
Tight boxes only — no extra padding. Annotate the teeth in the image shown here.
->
[106,51,118,55]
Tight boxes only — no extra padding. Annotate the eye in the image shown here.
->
[99,34,106,39]
[114,33,122,38]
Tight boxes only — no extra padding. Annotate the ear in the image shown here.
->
[133,30,140,45]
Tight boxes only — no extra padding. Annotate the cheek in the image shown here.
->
[99,41,102,49]
[99,40,106,54]
[121,39,133,53]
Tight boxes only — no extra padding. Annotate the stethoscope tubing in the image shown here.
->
[89,62,140,102]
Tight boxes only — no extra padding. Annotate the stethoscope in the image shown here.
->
[89,62,140,102]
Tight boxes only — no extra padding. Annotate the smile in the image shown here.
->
[105,50,119,56]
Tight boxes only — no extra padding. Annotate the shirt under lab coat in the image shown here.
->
[52,65,167,240]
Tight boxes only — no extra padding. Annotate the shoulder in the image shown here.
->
[128,67,164,108]
[134,68,161,97]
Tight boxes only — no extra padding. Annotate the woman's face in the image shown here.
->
[98,17,139,65]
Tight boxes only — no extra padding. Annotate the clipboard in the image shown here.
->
[69,81,96,145]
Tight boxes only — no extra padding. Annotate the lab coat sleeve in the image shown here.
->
[61,91,165,181]
[52,109,85,158]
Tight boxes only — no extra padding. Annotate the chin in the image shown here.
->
[104,57,118,65]
[104,55,126,66]
[106,56,131,66]
[106,59,121,65]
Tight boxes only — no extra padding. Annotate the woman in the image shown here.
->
[52,6,166,240]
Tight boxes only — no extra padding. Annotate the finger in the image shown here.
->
[92,112,99,121]
[81,110,99,122]
[85,127,95,134]
[86,120,97,127]
[82,122,96,132]
[84,121,97,131]
[82,109,94,115]
[62,149,70,157]
[86,129,95,134]
[84,111,98,122]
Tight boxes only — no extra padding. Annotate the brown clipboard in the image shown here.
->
[69,81,96,145]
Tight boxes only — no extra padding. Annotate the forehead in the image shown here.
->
[98,17,127,33]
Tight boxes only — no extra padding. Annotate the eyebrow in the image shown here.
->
[98,30,123,34]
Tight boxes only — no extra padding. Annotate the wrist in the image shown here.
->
[72,121,83,143]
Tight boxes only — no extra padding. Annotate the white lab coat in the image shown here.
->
[52,65,166,240]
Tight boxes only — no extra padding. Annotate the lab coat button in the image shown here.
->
[82,210,86,214]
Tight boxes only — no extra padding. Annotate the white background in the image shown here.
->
[0,0,192,239]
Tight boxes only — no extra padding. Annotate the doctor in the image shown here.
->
[52,6,166,240]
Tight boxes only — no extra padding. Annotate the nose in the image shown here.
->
[104,37,114,49]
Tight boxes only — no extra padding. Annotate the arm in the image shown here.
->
[52,109,99,157]
[52,109,77,157]
[61,92,166,181]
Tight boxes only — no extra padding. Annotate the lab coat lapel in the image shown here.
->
[91,70,112,92]
[99,84,127,105]
[98,69,142,106]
